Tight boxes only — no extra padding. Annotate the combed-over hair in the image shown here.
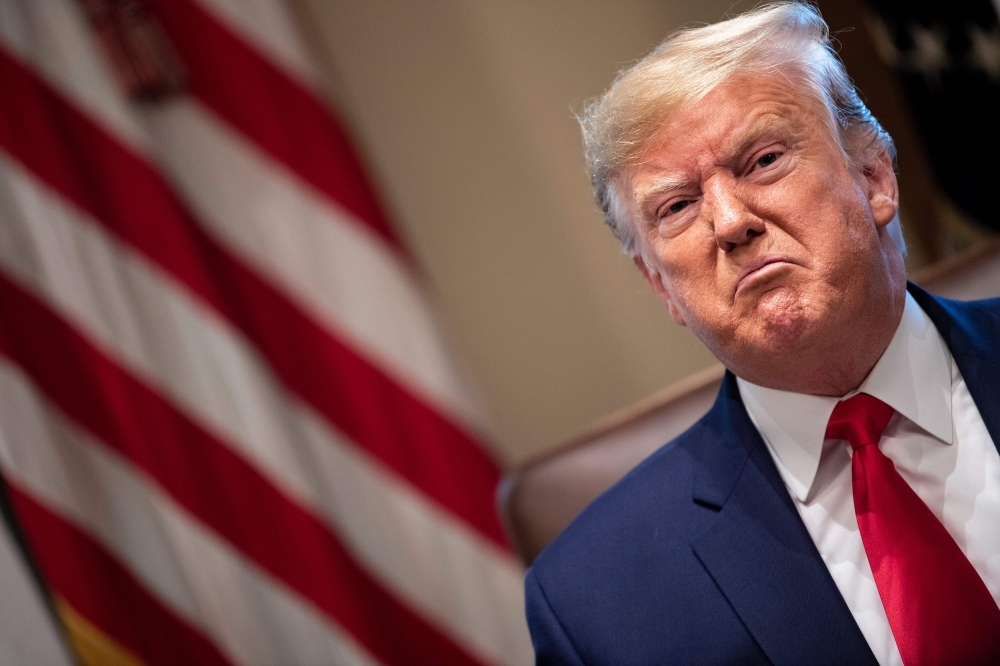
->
[579,2,898,258]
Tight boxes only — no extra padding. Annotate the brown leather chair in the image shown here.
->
[499,238,1000,565]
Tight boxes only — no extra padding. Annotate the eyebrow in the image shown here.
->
[720,113,791,165]
[634,175,692,217]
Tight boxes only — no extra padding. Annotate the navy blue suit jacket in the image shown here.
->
[525,284,1000,665]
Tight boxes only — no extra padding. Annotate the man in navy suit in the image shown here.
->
[526,3,1000,664]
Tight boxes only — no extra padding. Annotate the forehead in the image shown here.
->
[638,72,828,170]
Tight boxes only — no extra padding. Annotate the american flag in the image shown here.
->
[0,0,530,664]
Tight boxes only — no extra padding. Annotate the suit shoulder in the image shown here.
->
[967,295,1000,317]
[945,292,1000,313]
[924,288,1000,315]
[531,414,714,576]
[927,291,1000,339]
[525,413,741,661]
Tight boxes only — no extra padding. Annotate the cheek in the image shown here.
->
[656,228,711,285]
[757,170,832,216]
[760,169,869,247]
[813,178,876,259]
[656,228,726,314]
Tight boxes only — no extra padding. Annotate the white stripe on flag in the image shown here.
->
[0,358,382,666]
[0,152,531,666]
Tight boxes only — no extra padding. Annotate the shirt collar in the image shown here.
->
[736,292,953,502]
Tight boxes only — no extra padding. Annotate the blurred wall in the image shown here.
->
[285,1,752,464]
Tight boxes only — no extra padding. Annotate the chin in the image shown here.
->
[749,287,821,353]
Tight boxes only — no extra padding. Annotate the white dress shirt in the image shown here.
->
[736,293,1000,666]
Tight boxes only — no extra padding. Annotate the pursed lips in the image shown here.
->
[734,254,795,294]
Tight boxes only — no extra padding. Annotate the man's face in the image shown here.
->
[626,72,901,383]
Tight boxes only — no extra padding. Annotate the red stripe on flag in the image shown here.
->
[145,0,401,251]
[7,485,233,666]
[0,273,489,666]
[0,46,510,550]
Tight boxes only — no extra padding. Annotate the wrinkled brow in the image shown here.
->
[634,114,796,215]
[634,175,692,218]
[720,113,792,165]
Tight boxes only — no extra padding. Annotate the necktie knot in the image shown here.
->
[825,393,894,451]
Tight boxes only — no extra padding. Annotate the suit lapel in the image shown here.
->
[909,283,1000,458]
[689,373,878,666]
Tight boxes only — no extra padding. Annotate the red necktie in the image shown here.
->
[826,394,1000,666]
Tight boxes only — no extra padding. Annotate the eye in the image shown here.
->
[756,152,778,168]
[666,200,690,215]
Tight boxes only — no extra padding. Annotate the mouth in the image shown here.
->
[735,255,796,294]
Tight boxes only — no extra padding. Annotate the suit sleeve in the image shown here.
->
[524,567,586,666]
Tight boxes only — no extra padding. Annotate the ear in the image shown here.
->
[862,149,899,229]
[632,255,687,326]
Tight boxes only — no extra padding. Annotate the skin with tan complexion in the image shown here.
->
[628,71,908,396]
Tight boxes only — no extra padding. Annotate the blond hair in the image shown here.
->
[579,2,897,257]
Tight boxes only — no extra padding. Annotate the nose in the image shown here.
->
[705,174,765,252]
